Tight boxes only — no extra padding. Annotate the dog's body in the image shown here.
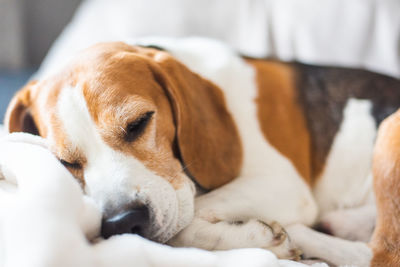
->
[5,38,400,266]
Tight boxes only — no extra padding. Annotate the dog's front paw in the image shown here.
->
[248,219,301,260]
[169,215,301,260]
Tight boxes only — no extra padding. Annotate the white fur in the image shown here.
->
[57,87,194,242]
[319,205,376,242]
[286,224,372,267]
[314,98,376,215]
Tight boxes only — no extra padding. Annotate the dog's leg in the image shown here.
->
[286,224,372,267]
[169,173,317,260]
[169,216,300,260]
[317,204,376,242]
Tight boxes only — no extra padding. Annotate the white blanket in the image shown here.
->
[0,127,327,267]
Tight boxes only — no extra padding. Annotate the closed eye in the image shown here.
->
[60,159,82,169]
[125,111,155,142]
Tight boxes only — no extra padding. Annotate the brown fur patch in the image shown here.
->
[246,59,312,185]
[5,81,40,135]
[77,43,242,190]
[7,42,242,190]
[151,51,243,190]
[369,109,400,266]
[76,45,184,189]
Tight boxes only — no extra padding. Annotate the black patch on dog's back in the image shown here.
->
[295,63,400,177]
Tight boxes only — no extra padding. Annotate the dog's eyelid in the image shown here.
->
[125,111,155,142]
[60,159,82,169]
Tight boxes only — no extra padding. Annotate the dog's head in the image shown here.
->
[5,42,242,242]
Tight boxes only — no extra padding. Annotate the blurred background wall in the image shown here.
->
[0,0,81,122]
[0,0,81,69]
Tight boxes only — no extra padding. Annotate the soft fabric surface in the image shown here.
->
[0,127,327,267]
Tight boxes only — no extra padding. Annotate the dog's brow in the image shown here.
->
[108,99,155,126]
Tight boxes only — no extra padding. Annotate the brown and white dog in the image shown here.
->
[5,38,400,266]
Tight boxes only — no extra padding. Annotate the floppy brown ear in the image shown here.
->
[4,80,40,135]
[149,52,243,190]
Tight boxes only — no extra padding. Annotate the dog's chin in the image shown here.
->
[147,180,196,244]
[148,224,178,244]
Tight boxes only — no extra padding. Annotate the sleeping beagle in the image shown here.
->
[5,38,400,266]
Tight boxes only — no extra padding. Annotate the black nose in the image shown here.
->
[101,206,150,239]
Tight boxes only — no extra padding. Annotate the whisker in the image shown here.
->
[119,126,127,134]
[182,160,197,171]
